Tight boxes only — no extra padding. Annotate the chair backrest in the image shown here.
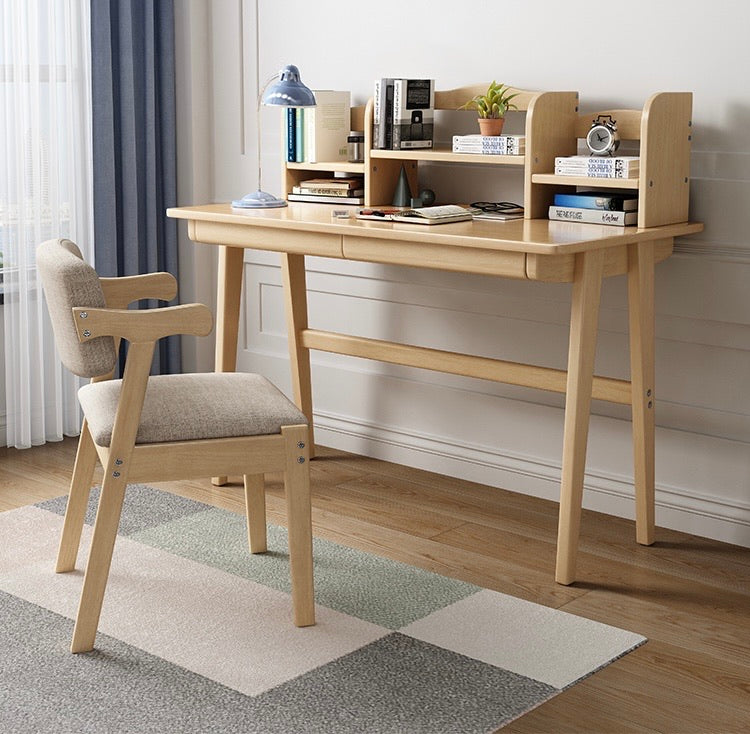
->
[36,238,118,378]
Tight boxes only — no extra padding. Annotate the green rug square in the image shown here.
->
[131,508,479,629]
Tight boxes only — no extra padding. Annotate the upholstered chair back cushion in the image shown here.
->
[36,238,117,378]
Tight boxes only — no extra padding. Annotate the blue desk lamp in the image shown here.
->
[232,65,316,209]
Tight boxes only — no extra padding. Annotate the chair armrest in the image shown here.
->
[72,303,213,343]
[99,272,178,308]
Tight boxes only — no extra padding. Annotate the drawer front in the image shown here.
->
[342,236,527,278]
[189,220,342,258]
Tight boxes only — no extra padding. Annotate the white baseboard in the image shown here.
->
[311,406,750,550]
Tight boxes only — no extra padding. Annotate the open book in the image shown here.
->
[355,204,473,225]
[392,204,473,225]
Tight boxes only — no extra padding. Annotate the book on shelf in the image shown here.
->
[554,155,640,179]
[548,205,638,226]
[553,191,638,211]
[287,192,364,205]
[452,135,525,155]
[392,79,435,150]
[373,78,395,150]
[302,90,351,163]
[298,177,363,191]
[292,186,364,197]
[295,108,304,162]
[286,108,296,162]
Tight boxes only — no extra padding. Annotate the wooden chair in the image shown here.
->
[37,238,315,654]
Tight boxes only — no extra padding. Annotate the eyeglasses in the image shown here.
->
[470,201,524,213]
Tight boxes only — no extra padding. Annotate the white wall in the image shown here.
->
[175,0,750,546]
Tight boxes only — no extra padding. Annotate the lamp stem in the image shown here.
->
[256,73,277,193]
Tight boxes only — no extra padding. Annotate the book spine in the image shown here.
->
[453,143,525,154]
[554,168,638,179]
[293,186,364,196]
[287,193,365,205]
[384,81,394,149]
[548,205,638,225]
[286,108,296,162]
[553,193,638,211]
[304,107,314,163]
[391,79,402,150]
[373,79,381,150]
[295,108,304,162]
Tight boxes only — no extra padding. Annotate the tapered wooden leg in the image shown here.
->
[70,475,127,653]
[281,424,315,627]
[212,244,245,486]
[556,249,605,585]
[628,241,656,545]
[56,421,98,573]
[244,474,267,553]
[281,254,315,457]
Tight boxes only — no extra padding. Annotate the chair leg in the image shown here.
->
[243,474,267,553]
[56,421,98,573]
[281,424,315,627]
[70,473,127,653]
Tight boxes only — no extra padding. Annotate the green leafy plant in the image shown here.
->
[460,81,519,119]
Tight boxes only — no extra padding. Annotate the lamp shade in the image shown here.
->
[262,65,316,108]
[231,64,316,209]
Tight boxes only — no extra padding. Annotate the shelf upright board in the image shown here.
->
[638,92,692,227]
[524,91,580,219]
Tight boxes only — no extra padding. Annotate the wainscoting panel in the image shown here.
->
[237,251,750,548]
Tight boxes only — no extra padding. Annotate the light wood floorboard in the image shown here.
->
[1,438,749,733]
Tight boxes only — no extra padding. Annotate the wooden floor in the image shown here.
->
[2,437,749,733]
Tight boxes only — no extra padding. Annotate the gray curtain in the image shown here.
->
[91,0,180,374]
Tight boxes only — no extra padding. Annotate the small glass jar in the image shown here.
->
[347,131,365,163]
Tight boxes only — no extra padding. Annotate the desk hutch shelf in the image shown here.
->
[282,85,693,229]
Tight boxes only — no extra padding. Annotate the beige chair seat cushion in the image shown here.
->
[78,372,307,447]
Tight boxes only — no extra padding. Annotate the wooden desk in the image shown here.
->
[168,202,703,585]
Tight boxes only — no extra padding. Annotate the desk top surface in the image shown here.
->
[168,203,703,256]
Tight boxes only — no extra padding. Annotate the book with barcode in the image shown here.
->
[392,79,435,150]
[452,134,525,155]
[549,205,638,226]
[303,90,351,163]
[554,155,640,178]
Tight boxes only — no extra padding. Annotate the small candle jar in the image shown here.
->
[347,131,365,163]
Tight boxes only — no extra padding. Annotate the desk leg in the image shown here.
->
[212,245,244,486]
[628,241,656,545]
[556,249,604,585]
[281,254,315,457]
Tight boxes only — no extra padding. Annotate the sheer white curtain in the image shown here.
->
[0,0,93,448]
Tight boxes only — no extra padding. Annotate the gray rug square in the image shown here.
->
[0,487,646,733]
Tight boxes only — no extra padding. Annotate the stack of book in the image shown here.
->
[288,176,365,205]
[554,155,640,179]
[373,78,435,150]
[452,134,525,156]
[285,90,351,164]
[548,191,639,226]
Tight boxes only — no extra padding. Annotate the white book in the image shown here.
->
[549,205,638,226]
[303,90,351,163]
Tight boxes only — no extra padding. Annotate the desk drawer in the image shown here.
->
[189,220,342,258]
[343,236,527,278]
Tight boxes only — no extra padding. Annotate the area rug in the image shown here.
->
[0,486,645,733]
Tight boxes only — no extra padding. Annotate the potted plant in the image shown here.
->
[460,81,519,136]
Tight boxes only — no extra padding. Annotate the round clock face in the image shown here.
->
[586,124,620,155]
